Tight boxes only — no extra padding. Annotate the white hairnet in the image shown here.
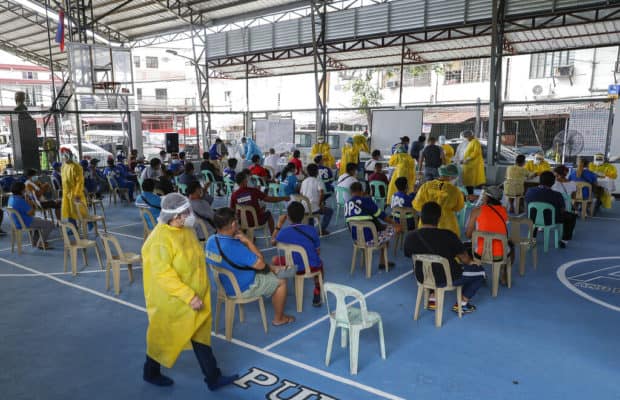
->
[158,193,191,224]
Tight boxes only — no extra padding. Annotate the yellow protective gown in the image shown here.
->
[339,144,358,175]
[310,143,335,168]
[142,223,211,368]
[524,160,552,176]
[60,160,87,220]
[442,144,455,165]
[461,138,486,187]
[387,152,416,203]
[413,179,464,236]
[589,163,618,179]
[352,134,369,154]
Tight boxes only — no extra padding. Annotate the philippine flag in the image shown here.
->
[55,9,65,52]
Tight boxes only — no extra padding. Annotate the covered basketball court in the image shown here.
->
[1,1,620,399]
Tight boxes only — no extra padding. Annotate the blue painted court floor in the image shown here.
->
[1,196,620,400]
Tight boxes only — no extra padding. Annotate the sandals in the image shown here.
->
[272,315,295,326]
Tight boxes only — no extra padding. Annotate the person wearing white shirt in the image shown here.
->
[552,164,577,210]
[141,158,163,182]
[264,148,281,175]
[300,163,333,235]
[336,162,359,203]
[364,150,381,180]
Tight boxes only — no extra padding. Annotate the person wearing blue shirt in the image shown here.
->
[279,163,298,196]
[136,179,161,229]
[273,202,324,307]
[168,153,184,174]
[104,157,136,201]
[8,182,54,249]
[177,162,198,186]
[525,171,577,248]
[51,162,62,191]
[205,208,294,326]
[243,137,262,162]
[568,158,598,200]
[315,155,334,195]
[390,177,416,230]
[223,158,237,182]
[345,181,399,270]
[209,138,224,160]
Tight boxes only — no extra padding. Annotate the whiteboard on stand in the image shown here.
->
[255,119,295,154]
[371,110,423,156]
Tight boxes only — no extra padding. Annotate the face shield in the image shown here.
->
[158,193,195,226]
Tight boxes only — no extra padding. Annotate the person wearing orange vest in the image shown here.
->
[465,185,514,283]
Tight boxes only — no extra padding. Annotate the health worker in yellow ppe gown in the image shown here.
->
[352,133,369,155]
[590,152,618,209]
[460,130,486,194]
[413,164,464,236]
[60,149,87,224]
[524,152,552,176]
[439,135,455,164]
[310,136,335,168]
[387,145,416,203]
[339,137,359,175]
[142,193,237,390]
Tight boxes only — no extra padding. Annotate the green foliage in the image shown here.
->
[345,70,382,110]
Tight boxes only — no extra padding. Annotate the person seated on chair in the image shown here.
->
[300,163,333,235]
[24,169,61,221]
[345,182,400,271]
[505,154,535,213]
[364,150,382,180]
[104,157,135,202]
[465,185,515,283]
[51,162,62,192]
[264,148,280,175]
[116,154,137,183]
[205,207,295,326]
[271,201,324,307]
[136,179,161,229]
[404,201,485,314]
[525,171,577,248]
[223,158,238,183]
[168,153,183,175]
[289,150,304,177]
[336,162,359,203]
[187,181,215,228]
[82,159,98,197]
[178,162,199,186]
[231,171,289,235]
[8,182,54,249]
[524,152,552,176]
[141,158,163,182]
[134,156,146,176]
[88,159,106,200]
[391,177,416,231]
[568,157,600,205]
[249,154,271,181]
[551,165,577,210]
[368,163,389,197]
[200,157,224,196]
[279,163,299,196]
[157,169,176,195]
[315,155,334,195]
[589,153,616,210]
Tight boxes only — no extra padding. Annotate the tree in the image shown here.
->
[345,70,382,128]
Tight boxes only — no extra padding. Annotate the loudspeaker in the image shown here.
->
[165,133,179,154]
[10,114,40,171]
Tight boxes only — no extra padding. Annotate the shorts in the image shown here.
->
[272,255,323,275]
[365,225,394,247]
[239,272,280,299]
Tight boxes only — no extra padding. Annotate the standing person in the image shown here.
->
[392,136,410,154]
[300,163,333,235]
[8,182,54,249]
[418,136,445,182]
[141,193,237,389]
[289,150,304,177]
[272,201,325,307]
[208,138,224,161]
[339,137,358,176]
[336,162,359,203]
[413,164,464,237]
[264,148,281,175]
[409,135,426,161]
[244,138,262,163]
[60,149,87,226]
[460,130,486,195]
[439,136,454,165]
[387,145,416,204]
[310,137,335,168]
[525,171,577,248]
[345,182,400,271]
[51,161,62,191]
[404,201,485,313]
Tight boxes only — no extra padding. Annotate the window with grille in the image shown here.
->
[444,63,462,85]
[146,56,159,69]
[155,88,167,100]
[21,71,38,80]
[402,68,431,87]
[444,59,489,84]
[133,56,140,68]
[529,50,575,79]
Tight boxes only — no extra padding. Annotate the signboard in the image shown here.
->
[608,84,620,99]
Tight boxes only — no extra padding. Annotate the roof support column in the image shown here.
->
[191,26,211,150]
[398,37,406,107]
[311,0,328,139]
[487,0,506,166]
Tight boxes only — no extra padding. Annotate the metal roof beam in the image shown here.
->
[0,37,63,71]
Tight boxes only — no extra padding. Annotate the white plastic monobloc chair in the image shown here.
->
[324,282,385,375]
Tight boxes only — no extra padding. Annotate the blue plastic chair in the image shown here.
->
[527,202,562,252]
[369,181,387,210]
[202,170,217,197]
[223,177,235,201]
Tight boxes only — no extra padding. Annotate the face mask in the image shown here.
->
[183,213,196,228]
[31,176,39,182]
[593,159,603,166]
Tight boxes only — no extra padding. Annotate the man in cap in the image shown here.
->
[460,130,486,195]
[413,163,464,237]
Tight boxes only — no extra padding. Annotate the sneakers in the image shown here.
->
[143,373,174,387]
[452,302,477,314]
[426,299,436,310]
[559,240,567,249]
[207,374,239,391]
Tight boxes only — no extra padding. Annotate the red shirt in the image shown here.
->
[368,172,389,185]
[249,164,269,178]
[290,157,303,175]
[231,186,267,226]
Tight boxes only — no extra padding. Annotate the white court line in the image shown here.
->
[108,230,144,240]
[0,266,143,278]
[110,222,142,229]
[263,269,413,352]
[0,255,405,400]
[589,216,620,221]
[566,264,620,279]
